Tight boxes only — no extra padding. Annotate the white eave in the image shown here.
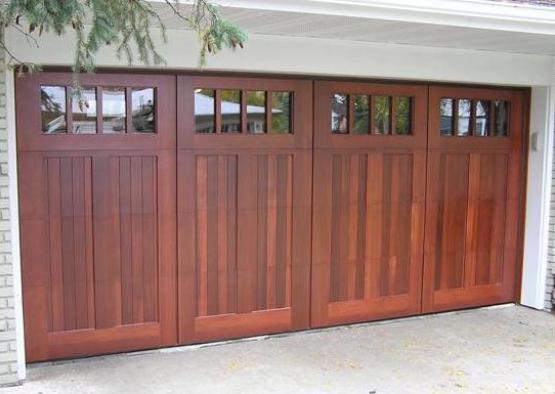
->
[150,0,555,56]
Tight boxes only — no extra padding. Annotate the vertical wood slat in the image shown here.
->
[257,156,269,310]
[206,156,220,316]
[276,155,290,308]
[196,156,208,317]
[130,157,145,323]
[464,153,480,288]
[142,157,158,322]
[266,156,277,309]
[347,155,359,300]
[329,155,342,302]
[284,155,293,307]
[380,155,393,296]
[365,153,383,300]
[93,157,123,329]
[83,157,95,329]
[226,156,238,313]
[119,157,133,325]
[72,157,89,329]
[47,158,65,331]
[237,154,258,313]
[60,157,76,331]
[217,156,229,314]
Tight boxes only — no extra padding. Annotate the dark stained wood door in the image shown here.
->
[17,73,177,361]
[423,86,525,312]
[311,81,428,327]
[176,76,312,343]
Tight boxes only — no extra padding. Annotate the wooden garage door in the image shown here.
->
[176,76,313,343]
[17,73,177,361]
[311,81,428,327]
[423,86,525,312]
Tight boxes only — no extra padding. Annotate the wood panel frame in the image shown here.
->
[423,86,525,313]
[176,76,313,344]
[17,73,177,362]
[311,81,428,328]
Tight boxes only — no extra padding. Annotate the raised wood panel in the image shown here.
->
[312,150,425,327]
[179,151,305,341]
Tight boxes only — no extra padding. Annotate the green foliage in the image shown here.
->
[0,0,247,101]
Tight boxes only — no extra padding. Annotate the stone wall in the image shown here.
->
[0,49,20,385]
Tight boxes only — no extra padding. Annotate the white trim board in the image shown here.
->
[5,29,554,86]
[521,85,555,309]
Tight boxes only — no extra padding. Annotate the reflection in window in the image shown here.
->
[247,91,266,134]
[102,88,126,134]
[221,90,241,133]
[440,98,454,136]
[132,88,155,133]
[194,89,215,133]
[374,96,391,135]
[331,94,348,134]
[353,95,369,135]
[457,99,471,136]
[494,101,509,136]
[474,100,491,137]
[394,96,411,135]
[271,92,292,134]
[41,86,67,134]
[72,88,97,134]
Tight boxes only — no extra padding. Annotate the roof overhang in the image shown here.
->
[150,0,555,56]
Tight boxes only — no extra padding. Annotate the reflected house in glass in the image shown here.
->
[195,91,280,133]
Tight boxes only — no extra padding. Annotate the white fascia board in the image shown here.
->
[153,0,555,35]
[6,28,553,87]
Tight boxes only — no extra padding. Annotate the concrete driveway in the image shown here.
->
[3,305,554,394]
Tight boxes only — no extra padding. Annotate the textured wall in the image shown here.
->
[547,125,555,310]
[0,50,19,385]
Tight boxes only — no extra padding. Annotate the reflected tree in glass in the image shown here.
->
[41,86,67,134]
[353,95,369,135]
[394,96,411,135]
[440,98,454,136]
[132,88,155,133]
[457,99,471,136]
[271,92,291,134]
[374,96,391,134]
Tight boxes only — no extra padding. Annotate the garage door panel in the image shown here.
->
[17,73,177,362]
[422,86,523,312]
[311,80,427,327]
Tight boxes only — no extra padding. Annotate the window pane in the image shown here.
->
[41,86,67,134]
[331,94,348,134]
[247,91,266,134]
[353,95,369,135]
[72,88,97,134]
[132,88,155,133]
[195,89,215,133]
[457,99,471,136]
[394,96,411,135]
[271,92,291,134]
[494,100,509,136]
[440,98,454,136]
[102,88,126,134]
[221,90,241,133]
[474,100,491,137]
[374,96,391,135]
